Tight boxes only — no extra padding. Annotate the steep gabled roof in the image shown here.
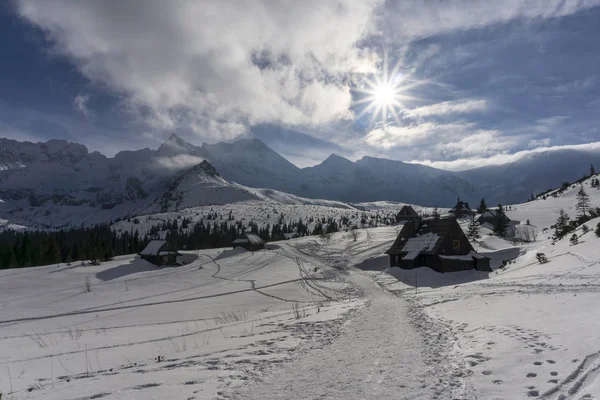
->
[233,232,265,245]
[450,199,471,212]
[478,209,511,222]
[397,205,419,217]
[140,240,167,256]
[386,217,457,255]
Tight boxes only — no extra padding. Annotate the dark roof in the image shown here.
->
[477,209,511,222]
[386,217,456,255]
[232,232,265,245]
[397,205,419,217]
[450,199,471,211]
[139,240,167,256]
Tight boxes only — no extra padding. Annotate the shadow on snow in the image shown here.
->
[96,254,198,281]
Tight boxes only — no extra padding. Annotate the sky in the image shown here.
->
[1,0,600,170]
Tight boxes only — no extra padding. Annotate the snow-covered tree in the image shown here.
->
[591,164,596,177]
[477,198,487,213]
[553,209,571,240]
[570,234,579,245]
[466,214,480,240]
[492,204,509,237]
[576,186,591,217]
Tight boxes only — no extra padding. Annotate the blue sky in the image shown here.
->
[2,1,600,169]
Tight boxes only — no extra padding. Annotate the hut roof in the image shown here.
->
[139,240,167,256]
[397,205,419,217]
[386,217,457,255]
[233,233,265,245]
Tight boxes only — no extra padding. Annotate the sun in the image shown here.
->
[353,55,425,127]
[353,67,415,127]
[374,83,396,106]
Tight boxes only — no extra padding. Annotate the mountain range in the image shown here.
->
[1,134,599,228]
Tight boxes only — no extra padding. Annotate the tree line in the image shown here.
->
[0,215,341,269]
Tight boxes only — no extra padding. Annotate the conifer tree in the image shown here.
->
[576,186,591,217]
[44,238,62,265]
[477,198,487,213]
[467,214,480,240]
[553,209,571,240]
[492,204,509,237]
[432,207,440,220]
[591,164,596,177]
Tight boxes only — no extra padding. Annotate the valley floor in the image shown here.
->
[2,224,600,400]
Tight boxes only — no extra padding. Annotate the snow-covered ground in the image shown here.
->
[111,200,438,238]
[366,178,600,399]
[3,177,600,399]
[0,245,359,400]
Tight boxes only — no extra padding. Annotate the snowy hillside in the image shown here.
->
[3,176,600,399]
[2,135,599,230]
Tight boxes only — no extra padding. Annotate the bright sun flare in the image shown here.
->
[353,61,419,127]
[374,83,395,106]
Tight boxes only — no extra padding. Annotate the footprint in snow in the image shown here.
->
[533,361,543,366]
[482,370,493,375]
[492,380,503,385]
[526,373,537,378]
[527,389,540,397]
[550,371,558,376]
[546,360,556,364]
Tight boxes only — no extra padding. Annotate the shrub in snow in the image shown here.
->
[596,222,600,238]
[582,225,590,234]
[570,234,579,245]
[536,252,549,264]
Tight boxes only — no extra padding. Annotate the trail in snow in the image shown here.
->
[233,233,470,400]
[233,270,434,399]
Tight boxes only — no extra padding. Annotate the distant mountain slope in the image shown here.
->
[1,134,599,229]
[154,160,260,212]
[456,149,600,204]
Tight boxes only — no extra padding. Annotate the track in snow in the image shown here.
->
[233,237,471,400]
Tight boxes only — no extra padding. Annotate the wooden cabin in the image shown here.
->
[386,217,491,273]
[449,199,476,218]
[395,205,421,227]
[478,209,510,225]
[139,240,180,266]
[232,233,265,251]
[477,209,519,237]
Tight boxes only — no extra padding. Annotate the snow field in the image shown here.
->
[368,180,600,399]
[0,245,361,400]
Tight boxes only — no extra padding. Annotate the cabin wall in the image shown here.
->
[438,258,475,273]
[439,223,474,256]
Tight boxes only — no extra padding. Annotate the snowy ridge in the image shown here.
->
[2,135,600,230]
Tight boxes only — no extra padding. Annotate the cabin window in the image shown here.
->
[453,240,460,250]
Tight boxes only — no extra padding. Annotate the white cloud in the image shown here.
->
[383,0,600,41]
[364,122,476,149]
[17,0,381,142]
[405,99,488,119]
[528,138,551,148]
[410,142,600,171]
[535,116,570,126]
[73,93,91,117]
[156,154,205,170]
[439,130,516,156]
[554,76,596,93]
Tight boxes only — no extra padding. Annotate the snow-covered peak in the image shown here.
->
[0,137,89,167]
[190,159,219,177]
[321,154,353,167]
[157,133,197,156]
